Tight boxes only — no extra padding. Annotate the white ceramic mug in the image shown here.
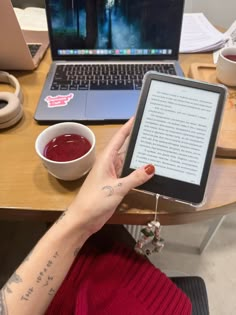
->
[35,122,96,181]
[216,46,236,87]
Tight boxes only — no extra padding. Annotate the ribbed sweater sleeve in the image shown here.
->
[45,243,192,315]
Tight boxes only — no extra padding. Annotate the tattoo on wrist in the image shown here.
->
[0,290,8,315]
[102,182,122,197]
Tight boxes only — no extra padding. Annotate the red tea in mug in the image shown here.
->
[224,54,236,62]
[44,134,91,162]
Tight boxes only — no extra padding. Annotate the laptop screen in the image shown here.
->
[46,0,184,61]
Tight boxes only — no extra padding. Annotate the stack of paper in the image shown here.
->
[180,13,226,53]
[213,20,236,63]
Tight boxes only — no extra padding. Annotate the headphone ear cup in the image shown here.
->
[0,91,22,123]
[0,106,23,129]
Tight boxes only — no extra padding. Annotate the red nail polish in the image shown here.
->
[144,164,155,175]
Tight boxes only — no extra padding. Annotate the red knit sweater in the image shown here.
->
[45,243,192,314]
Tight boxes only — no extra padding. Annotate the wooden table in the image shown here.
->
[1,50,236,225]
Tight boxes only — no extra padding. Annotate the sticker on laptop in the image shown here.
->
[44,93,74,108]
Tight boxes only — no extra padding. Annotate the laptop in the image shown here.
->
[0,0,49,71]
[34,0,185,124]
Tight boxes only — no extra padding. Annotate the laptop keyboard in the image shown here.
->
[28,44,41,57]
[51,63,177,91]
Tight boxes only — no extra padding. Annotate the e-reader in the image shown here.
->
[121,72,227,206]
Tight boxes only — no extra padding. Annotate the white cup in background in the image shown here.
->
[216,46,236,87]
[35,122,96,181]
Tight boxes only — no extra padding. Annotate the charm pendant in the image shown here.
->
[135,220,164,257]
[135,194,164,257]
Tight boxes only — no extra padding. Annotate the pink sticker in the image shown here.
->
[44,93,74,108]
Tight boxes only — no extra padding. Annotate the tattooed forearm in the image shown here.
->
[102,182,122,196]
[19,252,59,303]
[0,290,8,315]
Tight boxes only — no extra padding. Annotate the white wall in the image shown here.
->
[184,0,236,28]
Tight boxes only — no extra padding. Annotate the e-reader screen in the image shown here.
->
[122,72,227,205]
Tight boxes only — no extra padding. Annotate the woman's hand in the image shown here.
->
[68,117,155,236]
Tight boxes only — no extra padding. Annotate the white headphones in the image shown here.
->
[0,71,23,129]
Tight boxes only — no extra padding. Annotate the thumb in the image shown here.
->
[122,164,155,193]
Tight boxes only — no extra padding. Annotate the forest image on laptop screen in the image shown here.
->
[48,0,184,57]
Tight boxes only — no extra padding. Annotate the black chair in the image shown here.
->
[171,276,209,315]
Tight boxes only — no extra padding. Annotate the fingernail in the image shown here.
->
[144,164,155,175]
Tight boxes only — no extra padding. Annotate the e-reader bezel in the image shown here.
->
[121,72,227,206]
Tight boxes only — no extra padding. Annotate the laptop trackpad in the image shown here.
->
[86,91,139,120]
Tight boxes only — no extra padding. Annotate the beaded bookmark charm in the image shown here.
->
[135,194,164,257]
